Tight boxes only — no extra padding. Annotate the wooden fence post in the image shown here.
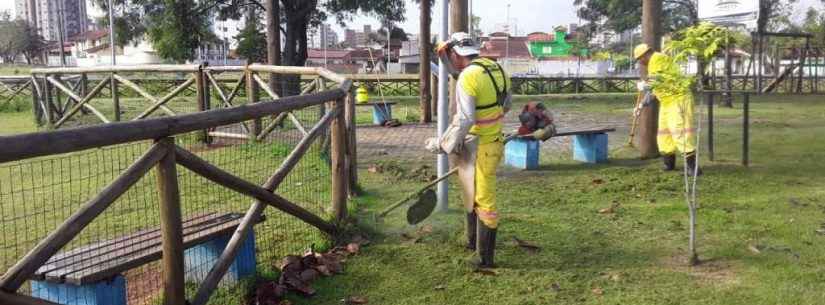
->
[154,137,187,305]
[245,68,261,141]
[331,98,348,221]
[344,89,358,196]
[195,66,208,143]
[111,73,121,122]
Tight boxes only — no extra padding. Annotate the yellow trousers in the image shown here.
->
[475,140,503,228]
[657,94,696,155]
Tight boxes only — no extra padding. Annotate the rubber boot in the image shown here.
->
[662,154,676,171]
[476,222,497,268]
[685,153,703,176]
[465,211,478,251]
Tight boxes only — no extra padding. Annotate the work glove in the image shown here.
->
[636,81,651,92]
[531,124,556,141]
[424,137,444,154]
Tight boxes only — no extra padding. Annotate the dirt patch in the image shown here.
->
[125,262,163,305]
[662,255,740,287]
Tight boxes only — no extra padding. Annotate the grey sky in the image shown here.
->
[1,0,822,38]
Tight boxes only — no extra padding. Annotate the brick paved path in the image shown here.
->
[356,109,631,163]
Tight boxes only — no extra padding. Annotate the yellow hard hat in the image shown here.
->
[633,43,652,60]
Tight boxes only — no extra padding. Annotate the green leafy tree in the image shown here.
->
[95,0,217,62]
[573,0,698,35]
[651,22,735,95]
[0,13,44,64]
[235,10,267,62]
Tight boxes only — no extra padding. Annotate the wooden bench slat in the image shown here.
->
[36,213,237,282]
[554,128,616,137]
[42,213,244,284]
[35,213,220,277]
[66,216,250,285]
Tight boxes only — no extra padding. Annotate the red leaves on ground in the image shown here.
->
[254,237,371,304]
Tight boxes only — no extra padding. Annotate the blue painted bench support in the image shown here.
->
[356,101,397,125]
[30,213,262,305]
[572,133,609,164]
[504,128,615,170]
[505,138,541,170]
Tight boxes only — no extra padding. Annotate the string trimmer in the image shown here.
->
[378,135,528,225]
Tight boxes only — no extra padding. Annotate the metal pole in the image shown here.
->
[743,93,749,167]
[108,0,119,121]
[505,4,510,68]
[436,0,449,211]
[56,0,67,67]
[707,93,714,161]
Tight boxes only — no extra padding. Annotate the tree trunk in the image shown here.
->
[637,0,661,159]
[419,0,432,123]
[266,0,281,96]
[281,1,313,97]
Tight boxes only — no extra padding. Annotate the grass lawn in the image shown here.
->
[1,93,823,304]
[291,94,825,305]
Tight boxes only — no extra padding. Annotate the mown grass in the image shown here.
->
[289,94,825,305]
[2,93,823,304]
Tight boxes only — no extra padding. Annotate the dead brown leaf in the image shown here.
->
[346,243,361,254]
[748,244,762,254]
[598,201,620,214]
[299,269,320,283]
[592,178,604,185]
[367,165,381,173]
[591,287,604,296]
[549,282,561,292]
[255,281,286,305]
[474,268,498,276]
[351,235,371,246]
[434,285,446,290]
[513,237,541,254]
[345,296,368,304]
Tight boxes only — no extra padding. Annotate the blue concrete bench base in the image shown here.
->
[32,276,126,305]
[30,213,259,305]
[184,230,257,284]
[505,139,540,170]
[573,133,608,163]
[372,104,393,125]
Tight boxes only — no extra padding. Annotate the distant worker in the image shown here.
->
[634,43,702,176]
[426,32,512,268]
[356,85,369,104]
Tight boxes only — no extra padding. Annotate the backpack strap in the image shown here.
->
[470,61,508,110]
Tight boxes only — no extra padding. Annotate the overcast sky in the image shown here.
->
[1,0,822,38]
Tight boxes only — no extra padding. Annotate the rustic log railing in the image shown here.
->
[0,67,354,305]
[0,76,33,110]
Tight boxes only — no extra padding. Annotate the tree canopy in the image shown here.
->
[99,0,406,64]
[0,12,45,64]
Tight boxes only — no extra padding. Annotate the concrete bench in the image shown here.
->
[30,212,263,305]
[505,128,616,170]
[356,101,397,125]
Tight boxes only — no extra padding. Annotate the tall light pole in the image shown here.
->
[56,0,67,66]
[107,0,116,65]
[436,0,449,211]
[505,3,510,67]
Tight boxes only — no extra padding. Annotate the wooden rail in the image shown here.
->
[0,65,356,305]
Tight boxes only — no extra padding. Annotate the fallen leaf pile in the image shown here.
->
[251,238,368,305]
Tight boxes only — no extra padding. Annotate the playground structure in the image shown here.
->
[0,65,356,305]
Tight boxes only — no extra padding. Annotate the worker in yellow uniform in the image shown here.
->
[634,43,702,176]
[426,32,512,268]
[356,85,369,104]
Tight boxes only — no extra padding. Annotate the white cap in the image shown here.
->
[449,32,480,57]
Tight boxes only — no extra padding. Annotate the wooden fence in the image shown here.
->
[0,65,355,305]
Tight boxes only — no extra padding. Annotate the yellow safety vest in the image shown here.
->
[356,86,369,104]
[648,52,689,102]
[459,57,510,144]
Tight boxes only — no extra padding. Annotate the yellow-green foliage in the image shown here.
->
[651,22,737,95]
